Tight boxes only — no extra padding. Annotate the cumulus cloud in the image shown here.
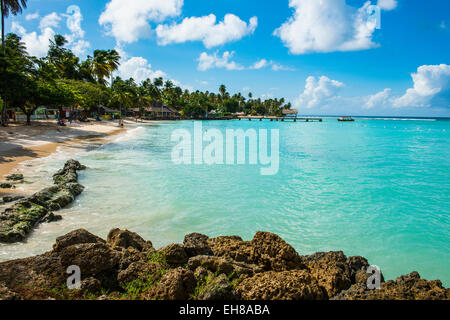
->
[99,0,183,44]
[71,40,91,57]
[393,64,450,108]
[197,51,244,71]
[294,76,345,109]
[39,12,61,30]
[12,21,55,57]
[12,6,89,57]
[25,12,39,21]
[156,14,257,48]
[64,5,85,41]
[365,88,392,109]
[118,57,168,83]
[250,59,293,71]
[117,55,192,90]
[377,0,398,11]
[274,0,388,54]
[251,59,269,70]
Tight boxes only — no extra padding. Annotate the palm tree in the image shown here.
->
[91,50,110,85]
[105,49,120,86]
[111,90,132,119]
[1,0,27,126]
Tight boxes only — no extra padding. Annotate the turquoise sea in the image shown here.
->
[1,117,449,286]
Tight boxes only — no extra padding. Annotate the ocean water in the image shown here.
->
[1,118,449,286]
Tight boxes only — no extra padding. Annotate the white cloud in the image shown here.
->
[39,12,61,29]
[99,0,183,44]
[64,5,85,42]
[365,88,391,109]
[156,14,257,48]
[271,63,294,71]
[25,12,39,21]
[12,6,90,57]
[197,51,244,71]
[393,64,450,108]
[377,0,398,11]
[251,59,269,70]
[294,76,345,109]
[116,54,193,91]
[71,40,90,56]
[250,59,293,71]
[274,0,386,54]
[12,22,55,57]
[118,56,167,83]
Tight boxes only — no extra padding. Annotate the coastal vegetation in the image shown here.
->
[0,1,293,126]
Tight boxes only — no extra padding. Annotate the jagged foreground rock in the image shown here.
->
[0,229,448,300]
[0,160,86,243]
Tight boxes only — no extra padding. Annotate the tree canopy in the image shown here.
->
[0,32,293,124]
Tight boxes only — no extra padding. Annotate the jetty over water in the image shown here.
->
[238,116,322,122]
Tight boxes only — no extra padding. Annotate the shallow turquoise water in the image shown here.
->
[2,118,449,286]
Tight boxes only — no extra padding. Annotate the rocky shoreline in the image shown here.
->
[0,160,86,243]
[0,228,448,300]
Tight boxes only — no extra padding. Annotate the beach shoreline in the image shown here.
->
[0,119,133,197]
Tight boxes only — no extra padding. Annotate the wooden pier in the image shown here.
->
[238,116,322,122]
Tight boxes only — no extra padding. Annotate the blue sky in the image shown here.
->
[5,0,450,117]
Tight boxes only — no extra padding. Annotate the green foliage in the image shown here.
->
[118,252,170,300]
[1,30,293,122]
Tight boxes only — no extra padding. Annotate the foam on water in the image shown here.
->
[1,118,449,286]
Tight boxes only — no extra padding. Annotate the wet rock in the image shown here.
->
[197,274,238,300]
[53,160,86,186]
[53,229,106,252]
[183,233,213,257]
[42,213,62,223]
[107,228,154,252]
[29,185,81,211]
[150,267,195,300]
[237,270,327,300]
[0,160,86,244]
[158,244,188,267]
[0,183,15,189]
[6,174,24,181]
[0,201,50,243]
[2,195,25,203]
[117,261,159,283]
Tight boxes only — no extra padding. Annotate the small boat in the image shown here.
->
[338,116,355,122]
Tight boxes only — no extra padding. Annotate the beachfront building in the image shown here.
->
[139,103,181,119]
[96,105,121,119]
[14,107,68,121]
[282,109,298,117]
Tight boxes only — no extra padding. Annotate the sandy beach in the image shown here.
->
[0,119,130,197]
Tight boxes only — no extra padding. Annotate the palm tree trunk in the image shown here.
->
[1,0,7,126]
